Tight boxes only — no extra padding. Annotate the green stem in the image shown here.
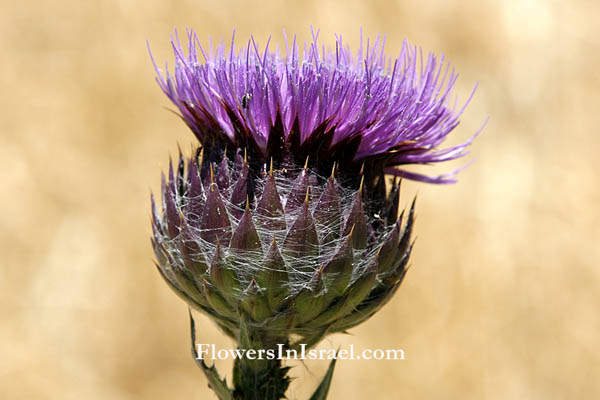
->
[232,353,290,400]
[189,310,336,399]
[232,315,290,400]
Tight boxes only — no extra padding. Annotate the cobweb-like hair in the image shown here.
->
[152,148,412,338]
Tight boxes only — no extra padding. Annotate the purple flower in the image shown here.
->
[149,29,486,399]
[150,28,481,184]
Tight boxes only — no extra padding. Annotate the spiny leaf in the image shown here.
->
[189,310,233,400]
[309,357,337,400]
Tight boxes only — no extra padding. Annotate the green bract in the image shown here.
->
[152,150,413,348]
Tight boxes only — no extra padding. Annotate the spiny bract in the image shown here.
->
[152,149,412,346]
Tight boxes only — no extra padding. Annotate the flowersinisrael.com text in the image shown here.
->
[195,344,405,361]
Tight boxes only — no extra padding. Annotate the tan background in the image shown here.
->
[1,0,599,398]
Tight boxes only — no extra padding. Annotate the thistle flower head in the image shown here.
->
[150,29,482,351]
[150,28,480,184]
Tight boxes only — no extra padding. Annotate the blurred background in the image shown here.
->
[1,0,598,398]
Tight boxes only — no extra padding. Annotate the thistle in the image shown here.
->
[149,28,480,400]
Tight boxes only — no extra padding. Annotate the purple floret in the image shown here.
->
[150,28,483,183]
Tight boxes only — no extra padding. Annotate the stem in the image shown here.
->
[233,316,290,400]
[190,309,337,399]
[232,352,290,400]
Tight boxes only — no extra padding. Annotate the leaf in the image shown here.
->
[309,356,337,400]
[189,309,233,400]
